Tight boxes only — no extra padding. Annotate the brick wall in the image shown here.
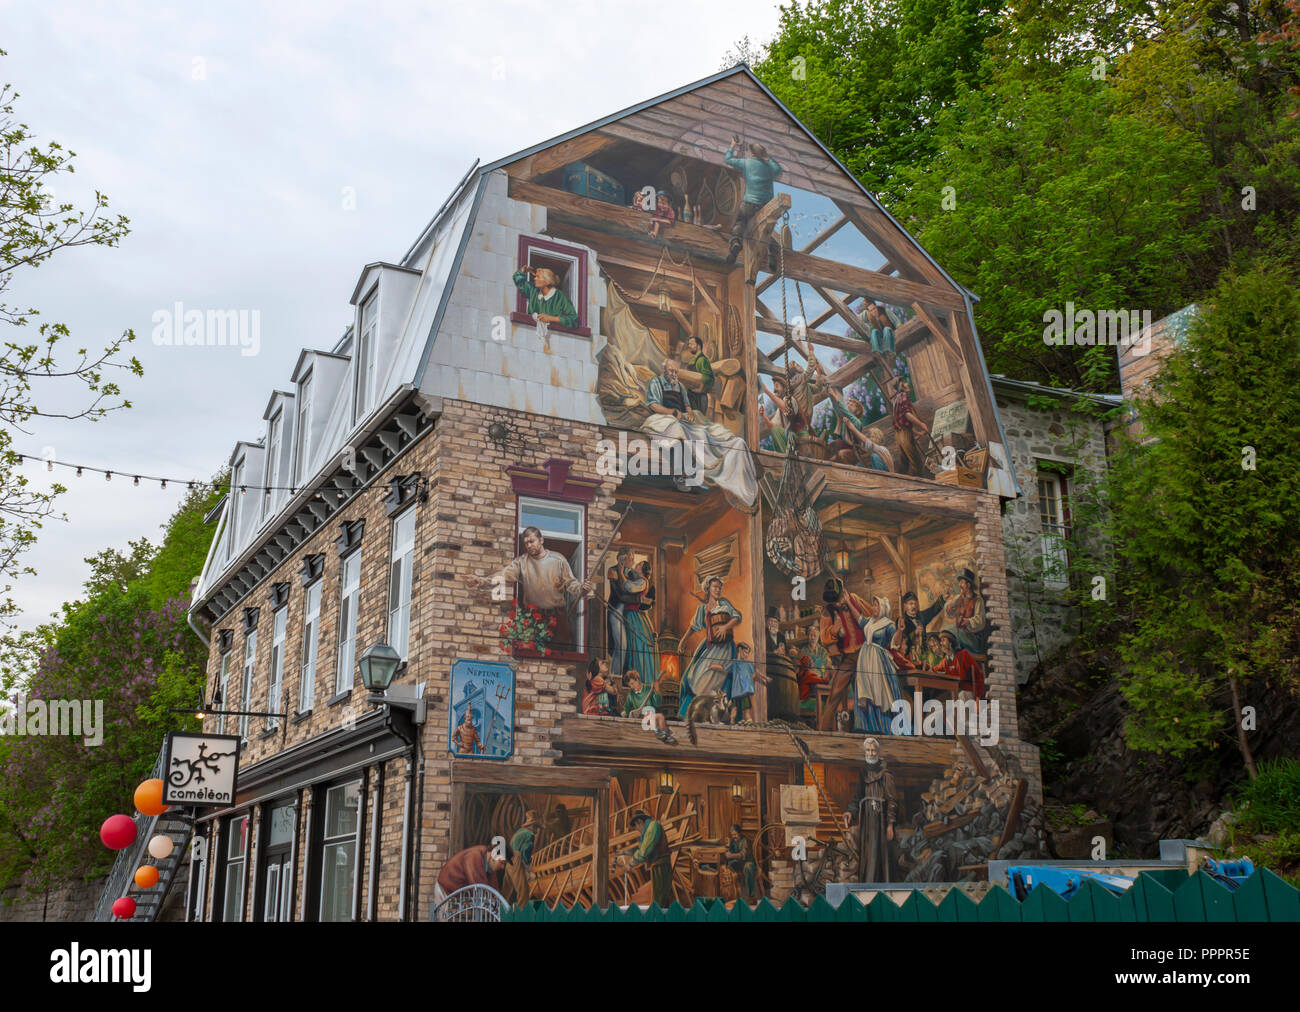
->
[198,395,1044,914]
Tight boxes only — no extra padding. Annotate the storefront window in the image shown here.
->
[222,814,249,922]
[262,803,296,922]
[319,781,360,922]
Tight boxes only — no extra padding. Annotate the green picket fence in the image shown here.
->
[502,869,1300,922]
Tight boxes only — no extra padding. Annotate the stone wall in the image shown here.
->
[996,393,1110,684]
[0,875,104,922]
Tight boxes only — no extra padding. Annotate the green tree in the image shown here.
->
[0,51,141,627]
[897,62,1215,389]
[750,0,1003,200]
[1108,263,1300,779]
[0,484,220,892]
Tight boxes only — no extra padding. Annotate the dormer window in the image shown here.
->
[295,371,313,484]
[227,458,245,560]
[263,410,283,520]
[354,294,377,424]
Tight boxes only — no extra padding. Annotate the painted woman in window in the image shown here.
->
[620,559,660,686]
[512,264,578,344]
[676,576,742,718]
[645,356,758,512]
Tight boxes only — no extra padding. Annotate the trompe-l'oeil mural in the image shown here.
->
[444,72,1034,910]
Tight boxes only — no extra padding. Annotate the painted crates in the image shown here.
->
[563,161,626,206]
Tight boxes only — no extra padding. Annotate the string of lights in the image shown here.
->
[12,451,419,501]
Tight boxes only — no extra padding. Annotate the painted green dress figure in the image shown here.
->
[512,266,578,328]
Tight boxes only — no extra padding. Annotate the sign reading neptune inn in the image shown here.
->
[180,65,1043,922]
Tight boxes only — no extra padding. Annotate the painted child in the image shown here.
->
[721,643,768,722]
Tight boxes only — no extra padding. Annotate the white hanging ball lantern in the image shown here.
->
[147,834,174,860]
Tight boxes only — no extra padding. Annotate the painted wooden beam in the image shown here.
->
[509,179,733,260]
[780,248,965,312]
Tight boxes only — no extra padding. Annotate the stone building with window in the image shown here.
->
[183,66,1048,921]
[989,376,1122,684]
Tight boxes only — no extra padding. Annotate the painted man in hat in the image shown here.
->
[936,631,987,699]
[505,810,541,904]
[844,736,899,882]
[895,587,946,667]
[622,809,672,907]
[887,374,932,477]
[945,568,987,655]
[765,606,787,657]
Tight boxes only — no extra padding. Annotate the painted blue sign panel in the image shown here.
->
[448,658,515,759]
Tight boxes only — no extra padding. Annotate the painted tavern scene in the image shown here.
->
[180,67,1045,919]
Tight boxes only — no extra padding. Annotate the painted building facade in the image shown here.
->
[185,67,1045,920]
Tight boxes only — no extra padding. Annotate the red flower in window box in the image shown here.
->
[498,604,554,655]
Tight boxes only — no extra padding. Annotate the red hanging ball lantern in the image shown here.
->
[111,896,137,919]
[100,814,138,851]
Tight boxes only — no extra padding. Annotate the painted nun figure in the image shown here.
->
[846,736,899,882]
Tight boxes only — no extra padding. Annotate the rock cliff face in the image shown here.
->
[1018,647,1298,857]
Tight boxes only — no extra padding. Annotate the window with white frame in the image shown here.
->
[222,814,249,923]
[1038,470,1070,589]
[354,295,377,424]
[263,410,282,521]
[318,780,361,922]
[218,651,233,736]
[239,630,256,742]
[335,551,361,695]
[388,508,415,661]
[295,372,313,484]
[518,497,586,654]
[299,580,321,713]
[267,606,286,730]
[227,460,244,560]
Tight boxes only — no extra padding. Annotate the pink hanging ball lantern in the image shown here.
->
[100,814,138,851]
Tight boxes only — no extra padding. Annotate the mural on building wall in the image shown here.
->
[493,89,997,511]
[448,659,515,759]
[439,73,1039,910]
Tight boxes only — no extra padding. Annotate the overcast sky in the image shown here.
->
[1,1,782,627]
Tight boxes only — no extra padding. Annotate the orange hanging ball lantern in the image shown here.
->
[134,865,159,889]
[134,778,169,817]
